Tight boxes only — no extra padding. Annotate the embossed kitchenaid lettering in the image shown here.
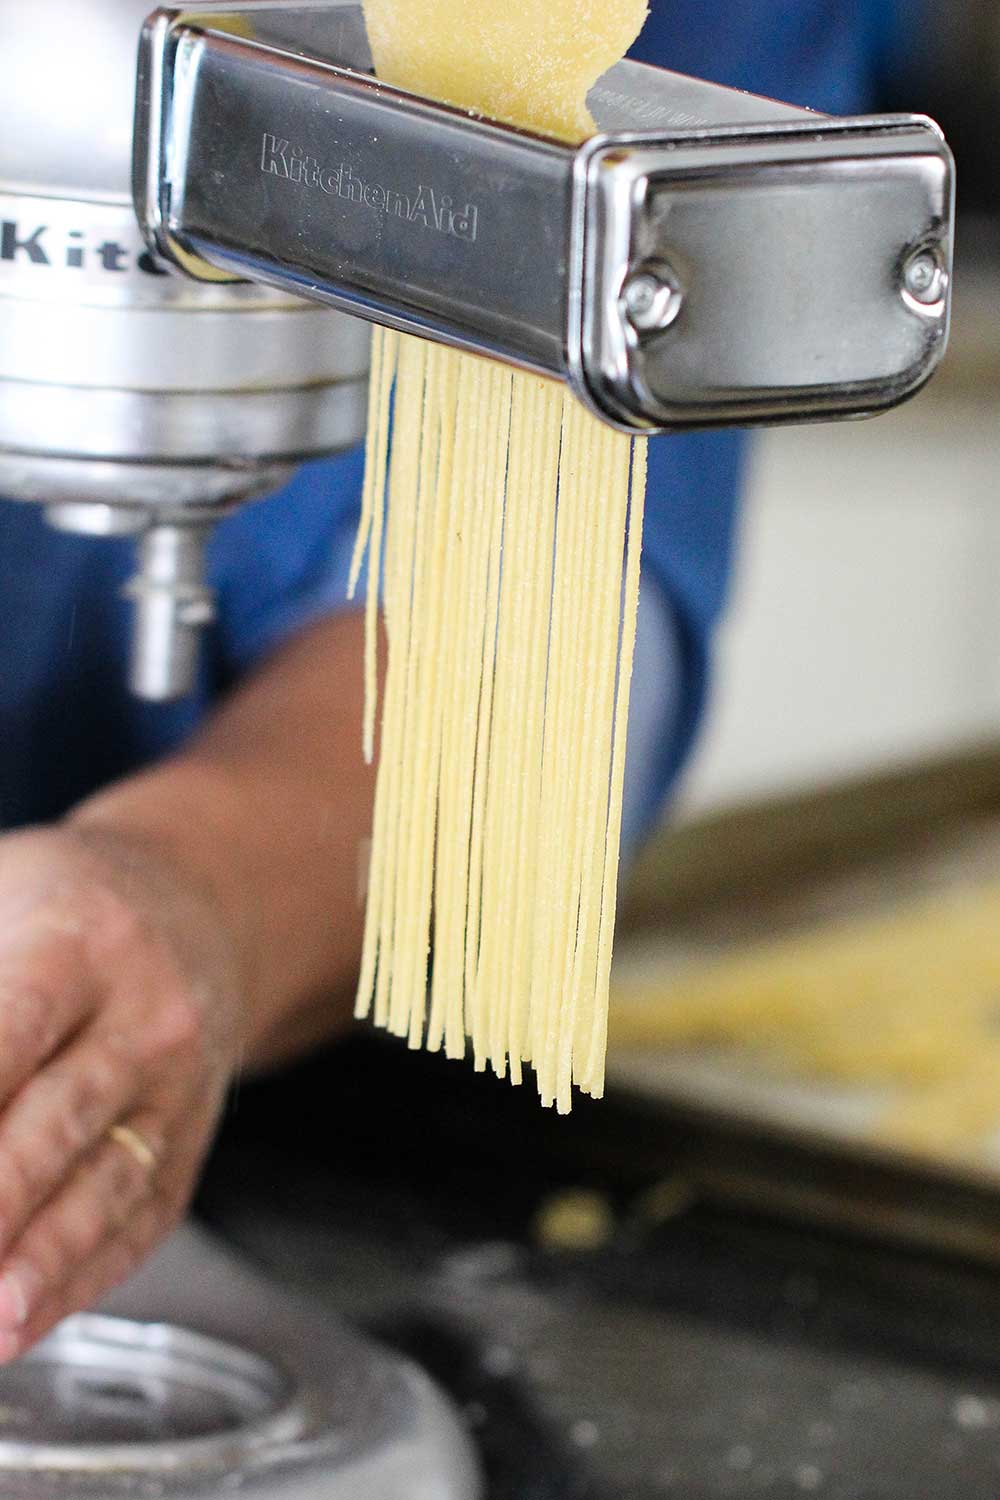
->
[0,219,166,275]
[260,134,479,242]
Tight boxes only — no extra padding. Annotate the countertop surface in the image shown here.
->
[197,1033,1000,1499]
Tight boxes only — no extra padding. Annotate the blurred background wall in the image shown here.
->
[675,0,1000,818]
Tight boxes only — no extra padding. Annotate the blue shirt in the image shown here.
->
[0,2,893,834]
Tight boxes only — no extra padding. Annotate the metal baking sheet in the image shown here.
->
[609,813,1000,1198]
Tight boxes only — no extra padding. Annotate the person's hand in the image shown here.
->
[0,824,241,1360]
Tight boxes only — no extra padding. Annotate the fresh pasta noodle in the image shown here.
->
[351,0,650,1111]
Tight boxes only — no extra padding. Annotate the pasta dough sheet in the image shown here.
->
[362,0,649,140]
[609,882,1000,1161]
[352,0,650,1111]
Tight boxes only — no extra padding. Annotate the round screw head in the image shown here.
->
[621,266,684,334]
[902,248,947,308]
[623,275,658,318]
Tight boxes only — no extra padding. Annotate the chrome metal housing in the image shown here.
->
[0,1226,482,1499]
[135,3,955,432]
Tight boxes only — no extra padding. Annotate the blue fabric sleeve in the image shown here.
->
[631,0,889,114]
[209,448,366,683]
[622,570,684,858]
[616,0,891,836]
[632,434,749,837]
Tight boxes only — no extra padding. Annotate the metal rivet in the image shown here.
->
[622,266,684,334]
[902,248,947,308]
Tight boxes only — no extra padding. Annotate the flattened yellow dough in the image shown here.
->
[363,0,650,140]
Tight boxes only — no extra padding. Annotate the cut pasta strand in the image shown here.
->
[353,0,651,1108]
[352,346,647,1107]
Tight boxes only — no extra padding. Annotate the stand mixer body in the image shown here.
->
[0,0,370,699]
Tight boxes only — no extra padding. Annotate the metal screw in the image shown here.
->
[622,266,684,334]
[902,248,946,308]
[623,275,659,319]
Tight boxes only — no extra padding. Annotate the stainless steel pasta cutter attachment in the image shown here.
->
[136,1,955,434]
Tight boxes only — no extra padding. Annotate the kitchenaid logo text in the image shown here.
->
[260,134,479,243]
[0,220,166,275]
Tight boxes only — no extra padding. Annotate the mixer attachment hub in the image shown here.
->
[123,524,217,702]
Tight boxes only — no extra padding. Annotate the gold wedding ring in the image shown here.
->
[109,1125,158,1171]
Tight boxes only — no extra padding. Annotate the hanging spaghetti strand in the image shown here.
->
[352,0,652,1107]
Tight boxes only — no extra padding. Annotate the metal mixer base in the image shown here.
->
[0,1225,481,1499]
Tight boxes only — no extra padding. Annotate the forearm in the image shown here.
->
[71,610,377,1070]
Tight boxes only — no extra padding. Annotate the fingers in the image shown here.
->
[10,1197,178,1363]
[0,1096,213,1360]
[0,1112,165,1337]
[0,828,234,1364]
[0,933,97,1113]
[0,1029,148,1259]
